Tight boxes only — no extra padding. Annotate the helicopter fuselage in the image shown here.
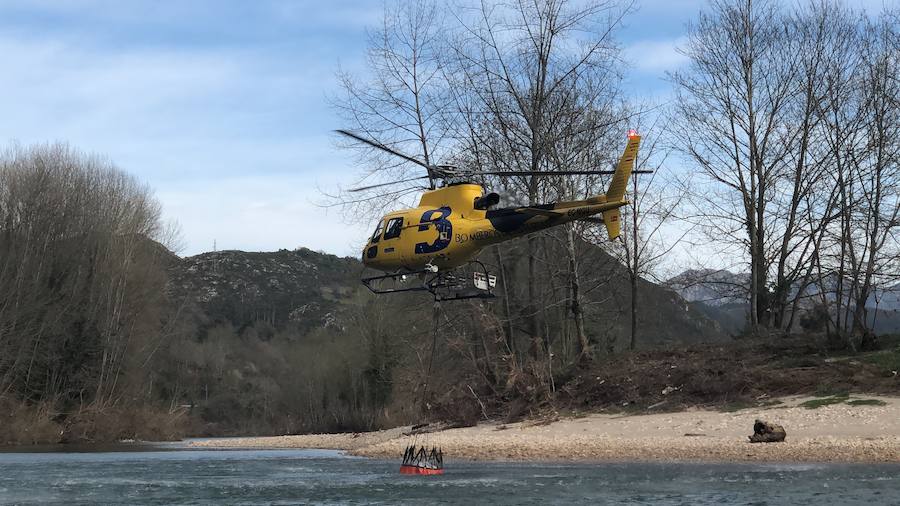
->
[362,183,627,273]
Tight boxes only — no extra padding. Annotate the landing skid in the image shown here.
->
[362,261,496,302]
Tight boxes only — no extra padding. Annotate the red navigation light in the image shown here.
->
[627,129,639,138]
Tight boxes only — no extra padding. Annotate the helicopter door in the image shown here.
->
[380,217,405,264]
[365,220,384,260]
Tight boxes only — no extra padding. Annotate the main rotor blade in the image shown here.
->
[466,170,655,177]
[336,130,432,171]
[347,175,431,192]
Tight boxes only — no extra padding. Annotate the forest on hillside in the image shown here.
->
[1,0,898,444]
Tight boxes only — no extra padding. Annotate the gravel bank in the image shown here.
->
[188,395,900,463]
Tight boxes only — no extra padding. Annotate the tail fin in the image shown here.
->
[602,131,640,240]
[602,208,621,239]
[606,131,641,203]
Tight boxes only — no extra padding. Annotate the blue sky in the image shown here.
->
[0,0,893,258]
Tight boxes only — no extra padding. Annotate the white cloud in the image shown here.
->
[269,1,383,29]
[623,36,689,74]
[157,174,371,257]
[0,29,371,257]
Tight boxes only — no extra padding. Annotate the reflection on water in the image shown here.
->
[0,445,898,505]
[0,442,163,454]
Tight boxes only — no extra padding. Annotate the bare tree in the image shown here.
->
[815,10,900,347]
[765,1,857,331]
[446,0,632,361]
[673,0,898,343]
[332,0,450,216]
[0,143,171,415]
[672,0,796,332]
[599,113,691,350]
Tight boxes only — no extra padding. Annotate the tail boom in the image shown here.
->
[476,132,641,244]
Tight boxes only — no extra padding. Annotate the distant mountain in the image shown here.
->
[665,269,900,335]
[868,284,900,334]
[869,284,900,311]
[665,269,748,307]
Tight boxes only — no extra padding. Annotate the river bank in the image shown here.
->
[187,395,900,463]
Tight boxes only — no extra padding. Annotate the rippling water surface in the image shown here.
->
[0,446,898,505]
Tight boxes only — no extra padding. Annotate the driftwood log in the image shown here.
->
[749,419,786,443]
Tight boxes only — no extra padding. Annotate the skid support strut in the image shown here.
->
[361,261,496,302]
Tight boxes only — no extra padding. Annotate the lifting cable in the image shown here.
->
[401,300,444,475]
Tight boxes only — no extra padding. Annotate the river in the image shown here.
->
[0,445,898,505]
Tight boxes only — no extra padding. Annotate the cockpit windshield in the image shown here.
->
[383,217,403,240]
[371,220,385,243]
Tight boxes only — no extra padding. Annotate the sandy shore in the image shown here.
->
[188,395,900,463]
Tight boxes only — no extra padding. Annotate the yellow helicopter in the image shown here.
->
[338,129,644,300]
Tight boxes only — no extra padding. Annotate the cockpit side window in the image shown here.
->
[371,220,385,243]
[383,217,404,240]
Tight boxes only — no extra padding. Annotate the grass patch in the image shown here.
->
[861,348,900,374]
[846,399,887,407]
[814,385,849,398]
[877,334,900,349]
[619,403,651,415]
[800,394,849,409]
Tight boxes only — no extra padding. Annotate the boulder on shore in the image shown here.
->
[749,419,786,443]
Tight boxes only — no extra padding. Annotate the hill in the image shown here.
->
[156,245,728,435]
[166,248,363,336]
[167,245,727,349]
